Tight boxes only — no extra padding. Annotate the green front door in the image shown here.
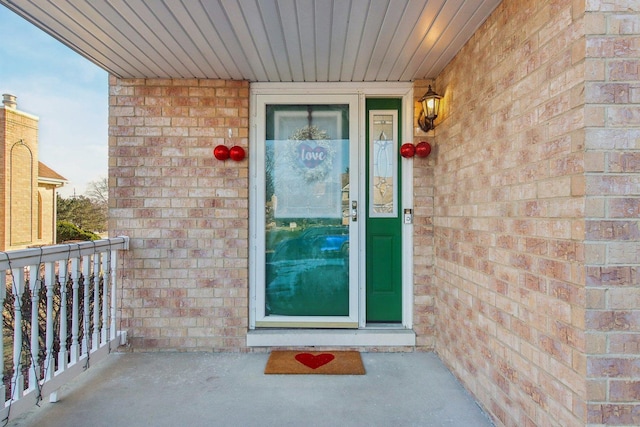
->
[365,98,402,322]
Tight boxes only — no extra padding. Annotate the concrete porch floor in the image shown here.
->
[8,352,494,427]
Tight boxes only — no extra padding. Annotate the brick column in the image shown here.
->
[584,1,640,424]
[109,77,250,351]
[413,80,436,349]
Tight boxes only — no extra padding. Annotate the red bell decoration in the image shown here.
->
[415,141,432,158]
[229,146,246,161]
[400,143,415,158]
[213,145,230,160]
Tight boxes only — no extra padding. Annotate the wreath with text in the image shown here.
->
[285,125,336,182]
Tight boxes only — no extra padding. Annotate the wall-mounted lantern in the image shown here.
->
[417,85,441,132]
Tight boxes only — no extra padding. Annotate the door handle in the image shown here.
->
[351,201,358,222]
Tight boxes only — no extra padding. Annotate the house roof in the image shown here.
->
[0,0,501,82]
[38,161,67,185]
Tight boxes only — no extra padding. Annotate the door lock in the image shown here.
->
[351,201,358,222]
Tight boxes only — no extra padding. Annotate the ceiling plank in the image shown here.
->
[386,0,447,81]
[398,0,462,81]
[176,0,236,80]
[363,0,410,81]
[110,0,197,78]
[339,1,369,81]
[236,0,283,82]
[296,0,317,81]
[1,0,502,82]
[327,0,350,82]
[65,0,158,76]
[200,0,257,80]
[135,1,209,78]
[218,0,269,81]
[372,0,425,81]
[314,0,332,82]
[161,0,225,79]
[276,0,305,82]
[351,0,389,81]
[257,0,293,82]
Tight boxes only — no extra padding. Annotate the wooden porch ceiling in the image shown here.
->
[0,0,501,82]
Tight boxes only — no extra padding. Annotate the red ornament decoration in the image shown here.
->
[213,145,230,160]
[229,146,246,161]
[415,141,432,158]
[400,143,415,158]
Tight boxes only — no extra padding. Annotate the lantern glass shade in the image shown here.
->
[418,85,442,132]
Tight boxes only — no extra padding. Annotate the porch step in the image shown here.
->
[246,328,416,347]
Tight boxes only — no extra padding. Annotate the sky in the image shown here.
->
[0,6,108,198]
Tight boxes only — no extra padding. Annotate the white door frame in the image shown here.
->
[249,82,414,332]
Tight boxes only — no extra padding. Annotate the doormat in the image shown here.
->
[264,351,365,375]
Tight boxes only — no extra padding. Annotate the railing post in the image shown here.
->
[110,248,118,341]
[12,268,25,400]
[70,257,80,364]
[28,264,41,392]
[44,262,56,382]
[58,260,69,372]
[82,255,91,357]
[92,253,101,351]
[101,251,110,344]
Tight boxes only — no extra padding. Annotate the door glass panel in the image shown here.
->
[265,105,350,316]
[369,111,397,217]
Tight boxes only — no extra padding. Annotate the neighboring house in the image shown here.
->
[1,0,638,426]
[0,94,67,250]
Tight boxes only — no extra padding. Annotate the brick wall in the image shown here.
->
[432,0,589,425]
[0,108,5,247]
[413,81,436,349]
[583,0,640,424]
[0,107,39,250]
[109,77,250,351]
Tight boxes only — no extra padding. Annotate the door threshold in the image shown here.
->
[246,328,416,347]
[365,323,404,329]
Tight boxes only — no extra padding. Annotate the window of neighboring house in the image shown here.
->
[37,192,42,240]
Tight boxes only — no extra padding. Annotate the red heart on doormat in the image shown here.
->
[294,353,335,369]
